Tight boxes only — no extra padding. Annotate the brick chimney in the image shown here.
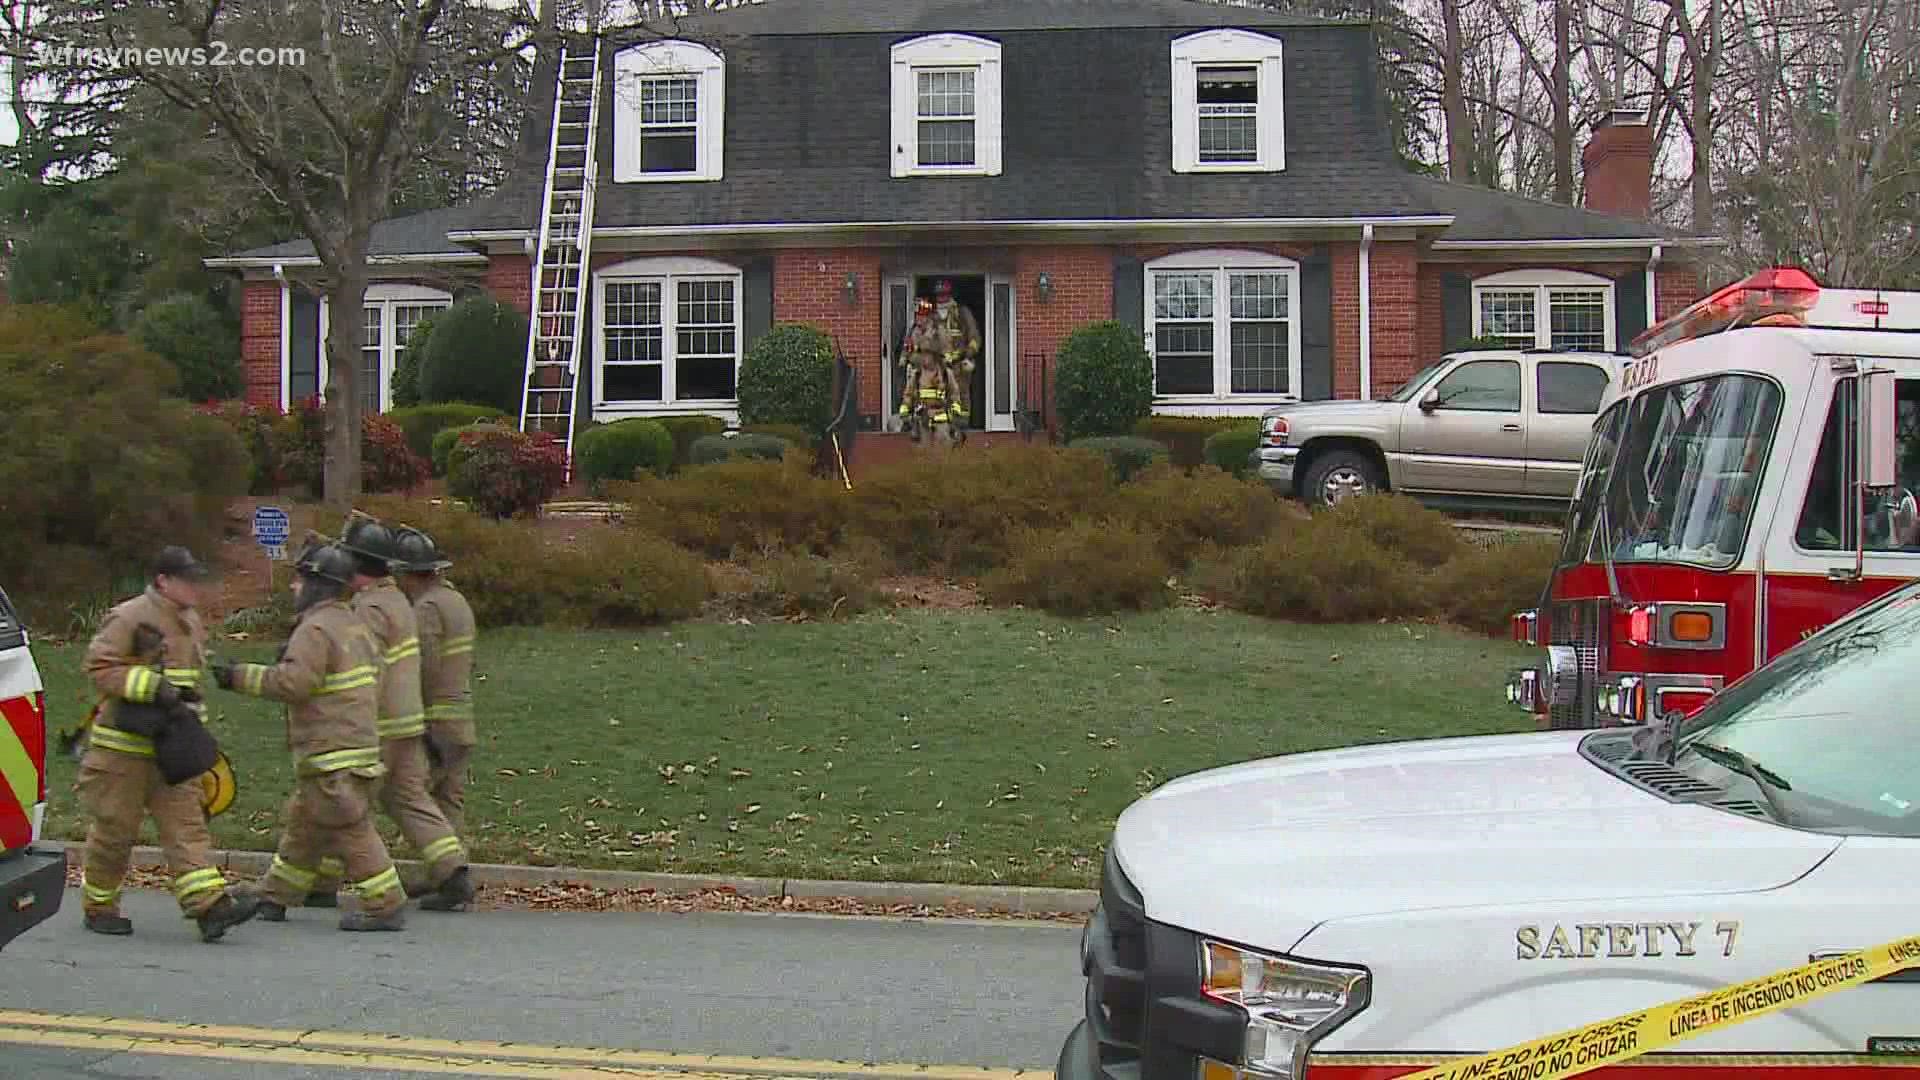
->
[1581,108,1652,218]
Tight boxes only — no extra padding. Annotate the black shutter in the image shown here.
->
[1299,246,1333,400]
[1613,267,1647,354]
[289,287,320,403]
[1112,254,1143,337]
[1441,270,1473,350]
[743,256,774,352]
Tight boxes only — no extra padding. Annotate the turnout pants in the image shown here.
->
[76,743,230,917]
[425,728,472,839]
[262,770,404,916]
[311,735,466,893]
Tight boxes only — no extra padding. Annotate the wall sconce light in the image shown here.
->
[1036,271,1053,302]
[842,271,859,305]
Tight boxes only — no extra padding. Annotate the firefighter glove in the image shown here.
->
[209,659,236,691]
[151,677,182,709]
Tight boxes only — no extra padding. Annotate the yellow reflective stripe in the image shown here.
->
[172,867,227,900]
[88,725,155,757]
[353,865,403,900]
[316,856,345,879]
[426,703,473,720]
[122,667,158,702]
[268,856,317,892]
[317,666,377,694]
[916,388,944,399]
[236,663,267,696]
[376,713,427,738]
[439,634,474,656]
[299,746,382,774]
[81,876,120,905]
[162,668,200,687]
[419,835,465,864]
[383,637,420,664]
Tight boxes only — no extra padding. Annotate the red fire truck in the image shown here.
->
[1505,266,1920,729]
[1,583,62,950]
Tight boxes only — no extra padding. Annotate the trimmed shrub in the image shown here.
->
[1428,533,1560,634]
[690,431,792,465]
[741,548,878,619]
[388,403,507,466]
[654,415,730,467]
[1113,462,1300,567]
[1054,321,1154,442]
[982,517,1174,615]
[197,400,286,494]
[1069,435,1170,482]
[546,528,711,627]
[362,413,431,494]
[737,323,836,434]
[610,454,843,559]
[129,292,243,402]
[432,421,496,477]
[1204,518,1428,623]
[1202,424,1262,478]
[741,421,818,449]
[1320,492,1463,568]
[414,295,529,414]
[1133,415,1247,468]
[389,312,438,408]
[447,424,569,519]
[273,397,431,498]
[575,417,675,491]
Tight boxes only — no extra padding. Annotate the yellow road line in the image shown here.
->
[0,1011,1035,1080]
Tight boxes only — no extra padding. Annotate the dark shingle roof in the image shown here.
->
[1408,176,1692,242]
[670,0,1347,35]
[216,199,503,261]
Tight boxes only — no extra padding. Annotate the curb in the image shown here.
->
[44,841,1097,917]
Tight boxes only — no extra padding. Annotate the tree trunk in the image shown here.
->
[322,265,370,510]
[1553,0,1574,204]
[1442,0,1472,183]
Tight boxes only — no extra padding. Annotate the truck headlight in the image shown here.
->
[1200,941,1370,1080]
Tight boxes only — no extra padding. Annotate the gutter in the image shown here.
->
[202,252,489,269]
[446,214,1458,244]
[1429,236,1723,251]
[1359,224,1373,400]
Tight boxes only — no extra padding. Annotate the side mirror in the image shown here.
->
[1861,367,1898,490]
[1419,387,1441,413]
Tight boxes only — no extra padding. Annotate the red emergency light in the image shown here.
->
[1629,266,1822,358]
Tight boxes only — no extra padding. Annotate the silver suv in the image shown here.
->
[1250,348,1621,511]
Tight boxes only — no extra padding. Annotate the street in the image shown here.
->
[0,887,1083,1079]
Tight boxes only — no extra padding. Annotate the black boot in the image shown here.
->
[416,867,473,912]
[84,911,132,936]
[196,892,262,943]
[304,889,338,908]
[255,899,288,922]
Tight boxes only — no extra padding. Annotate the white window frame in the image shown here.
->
[1143,248,1303,409]
[1170,29,1286,174]
[1471,268,1617,352]
[890,33,1002,178]
[612,39,725,183]
[315,283,453,413]
[593,255,744,416]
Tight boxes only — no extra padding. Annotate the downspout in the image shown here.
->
[1359,224,1374,400]
[1644,243,1662,337]
[273,263,290,412]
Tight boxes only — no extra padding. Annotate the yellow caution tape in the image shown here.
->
[1397,934,1920,1080]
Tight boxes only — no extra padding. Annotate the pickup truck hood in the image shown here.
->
[1261,400,1397,421]
[1110,732,1841,953]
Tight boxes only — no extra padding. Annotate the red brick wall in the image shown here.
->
[485,254,532,315]
[773,249,886,415]
[240,280,280,408]
[1368,242,1420,395]
[1656,266,1702,321]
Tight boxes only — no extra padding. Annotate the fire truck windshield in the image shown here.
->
[1558,373,1784,570]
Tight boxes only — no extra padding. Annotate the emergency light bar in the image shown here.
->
[1629,265,1919,358]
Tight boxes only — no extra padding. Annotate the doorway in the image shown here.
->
[883,271,1016,433]
[914,274,986,431]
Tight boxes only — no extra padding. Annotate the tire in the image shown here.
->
[1301,449,1384,508]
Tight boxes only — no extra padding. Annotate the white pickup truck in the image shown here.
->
[1055,576,1920,1080]
[1250,349,1622,511]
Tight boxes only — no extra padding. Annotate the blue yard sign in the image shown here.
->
[253,506,290,562]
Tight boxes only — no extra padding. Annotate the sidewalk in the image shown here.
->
[42,840,1097,918]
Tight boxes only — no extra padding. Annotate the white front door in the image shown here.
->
[987,275,1017,433]
[882,276,913,433]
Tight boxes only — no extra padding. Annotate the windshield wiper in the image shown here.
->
[1684,740,1799,826]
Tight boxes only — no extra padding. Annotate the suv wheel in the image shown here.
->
[1302,450,1382,507]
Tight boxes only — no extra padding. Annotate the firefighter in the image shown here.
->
[330,514,473,911]
[211,539,407,931]
[76,546,261,941]
[390,526,477,841]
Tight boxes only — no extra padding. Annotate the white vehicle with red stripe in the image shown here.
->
[1,584,64,950]
[1056,574,1920,1080]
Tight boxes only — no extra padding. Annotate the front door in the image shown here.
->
[1524,358,1612,497]
[1397,356,1530,495]
[882,276,913,432]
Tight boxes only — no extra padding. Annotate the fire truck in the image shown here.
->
[1,583,62,950]
[1505,266,1920,730]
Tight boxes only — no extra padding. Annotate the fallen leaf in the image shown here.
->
[745,804,762,814]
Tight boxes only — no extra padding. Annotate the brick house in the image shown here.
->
[206,0,1717,440]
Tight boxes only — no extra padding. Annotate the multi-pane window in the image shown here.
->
[915,68,976,167]
[314,291,450,412]
[1148,260,1298,398]
[639,76,697,174]
[360,304,384,414]
[1477,289,1538,350]
[1472,273,1616,352]
[1196,65,1258,164]
[1548,290,1608,351]
[599,273,740,405]
[612,40,724,183]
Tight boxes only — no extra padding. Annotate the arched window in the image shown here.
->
[317,283,452,413]
[1471,268,1616,352]
[890,33,1002,177]
[594,256,744,411]
[1169,29,1286,173]
[1144,249,1302,402]
[613,39,725,182]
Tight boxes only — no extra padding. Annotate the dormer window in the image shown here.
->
[1170,29,1285,173]
[613,39,725,183]
[890,33,1002,177]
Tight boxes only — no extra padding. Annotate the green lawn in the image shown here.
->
[38,609,1535,889]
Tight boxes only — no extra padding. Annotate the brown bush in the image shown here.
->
[1427,533,1560,634]
[1319,493,1464,568]
[608,454,844,559]
[738,547,881,619]
[846,444,1113,572]
[1113,462,1301,566]
[545,528,712,627]
[981,517,1174,615]
[1217,516,1429,623]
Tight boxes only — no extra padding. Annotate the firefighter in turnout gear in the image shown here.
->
[390,527,477,839]
[76,547,262,941]
[898,298,963,449]
[327,514,473,910]
[931,278,982,429]
[212,539,407,931]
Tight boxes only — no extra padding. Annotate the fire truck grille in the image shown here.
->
[1548,599,1606,729]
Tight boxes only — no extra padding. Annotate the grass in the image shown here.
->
[37,609,1535,889]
